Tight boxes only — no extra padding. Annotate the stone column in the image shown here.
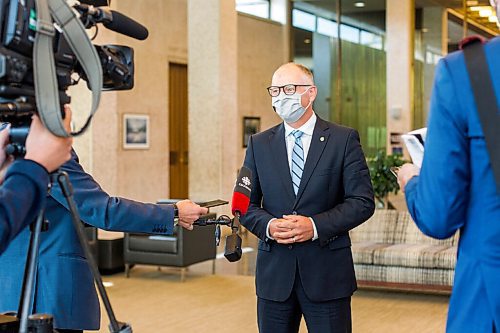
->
[313,33,332,121]
[71,22,119,193]
[386,0,414,154]
[422,7,448,123]
[188,0,238,203]
[283,0,293,62]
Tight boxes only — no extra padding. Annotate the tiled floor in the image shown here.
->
[95,229,449,332]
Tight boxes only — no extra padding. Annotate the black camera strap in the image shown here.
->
[463,38,500,194]
[33,0,102,137]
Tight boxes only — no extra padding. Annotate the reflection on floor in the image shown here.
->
[92,230,449,332]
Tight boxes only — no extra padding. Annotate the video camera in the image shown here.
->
[0,1,146,332]
[0,0,140,157]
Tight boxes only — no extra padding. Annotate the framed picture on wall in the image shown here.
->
[123,114,150,149]
[243,116,261,148]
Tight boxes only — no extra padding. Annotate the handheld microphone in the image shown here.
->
[76,5,149,40]
[224,166,252,262]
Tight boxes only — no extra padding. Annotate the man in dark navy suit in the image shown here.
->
[241,63,374,333]
[0,109,73,254]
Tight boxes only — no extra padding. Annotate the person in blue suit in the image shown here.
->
[0,121,208,332]
[241,63,374,333]
[397,28,500,333]
[0,110,73,254]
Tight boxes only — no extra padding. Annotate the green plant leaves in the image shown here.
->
[367,150,406,206]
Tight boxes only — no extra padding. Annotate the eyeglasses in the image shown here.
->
[267,84,312,97]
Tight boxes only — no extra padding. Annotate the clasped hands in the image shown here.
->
[269,215,314,244]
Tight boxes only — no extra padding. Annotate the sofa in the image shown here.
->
[350,209,459,293]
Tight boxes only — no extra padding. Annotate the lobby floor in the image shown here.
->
[92,230,449,332]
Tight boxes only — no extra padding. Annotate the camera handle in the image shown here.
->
[34,0,102,137]
[16,171,132,333]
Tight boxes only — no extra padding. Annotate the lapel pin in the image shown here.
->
[320,136,325,142]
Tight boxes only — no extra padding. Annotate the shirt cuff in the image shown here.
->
[266,218,276,240]
[309,217,318,241]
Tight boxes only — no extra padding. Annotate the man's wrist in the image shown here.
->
[309,217,318,241]
[266,218,276,240]
[403,172,418,185]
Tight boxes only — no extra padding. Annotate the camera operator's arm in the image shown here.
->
[0,110,73,253]
[49,150,207,234]
[0,159,49,254]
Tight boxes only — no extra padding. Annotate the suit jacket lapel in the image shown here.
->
[294,118,330,207]
[269,124,295,202]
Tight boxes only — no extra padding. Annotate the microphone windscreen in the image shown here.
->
[231,191,250,216]
[224,234,242,262]
[105,10,149,40]
[231,166,252,215]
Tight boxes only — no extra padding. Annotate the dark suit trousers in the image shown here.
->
[257,271,352,333]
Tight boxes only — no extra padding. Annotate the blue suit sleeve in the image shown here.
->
[0,160,49,253]
[405,58,469,239]
[241,136,276,241]
[49,151,175,235]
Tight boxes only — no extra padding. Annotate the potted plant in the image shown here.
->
[367,150,406,208]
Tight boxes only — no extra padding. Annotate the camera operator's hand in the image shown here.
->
[175,200,209,230]
[25,106,73,173]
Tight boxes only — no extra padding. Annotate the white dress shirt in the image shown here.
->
[266,113,319,241]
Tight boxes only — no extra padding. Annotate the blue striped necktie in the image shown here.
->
[291,130,304,195]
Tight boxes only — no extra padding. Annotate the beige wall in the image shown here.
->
[114,0,188,203]
[237,14,285,165]
[72,3,286,204]
[74,0,188,203]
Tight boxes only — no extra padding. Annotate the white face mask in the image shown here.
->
[272,87,312,124]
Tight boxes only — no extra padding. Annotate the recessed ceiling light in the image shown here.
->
[470,6,490,11]
[479,8,493,17]
[354,2,365,8]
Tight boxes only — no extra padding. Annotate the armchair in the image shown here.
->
[123,209,217,281]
